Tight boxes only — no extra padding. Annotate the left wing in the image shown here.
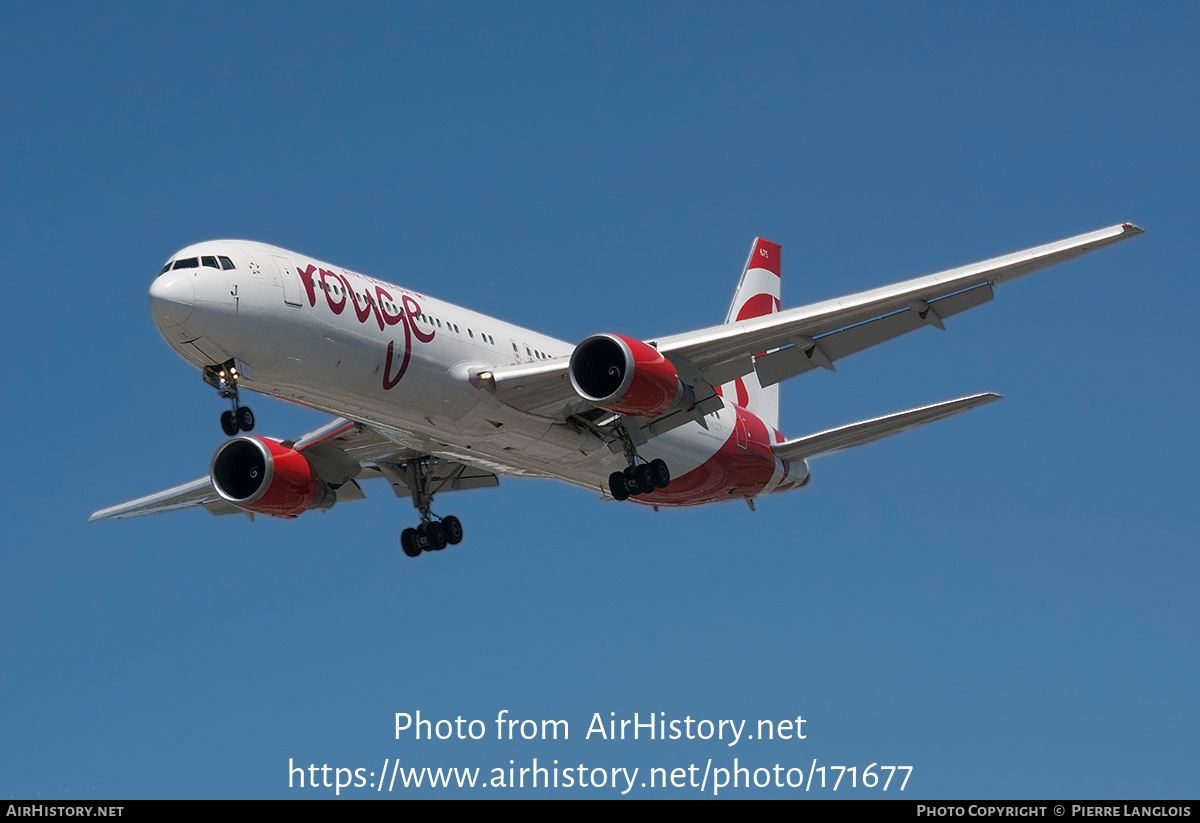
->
[484,224,1141,429]
[89,419,498,520]
[88,476,242,520]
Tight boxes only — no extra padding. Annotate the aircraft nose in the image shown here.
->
[149,271,194,328]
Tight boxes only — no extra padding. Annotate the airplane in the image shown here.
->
[91,223,1143,556]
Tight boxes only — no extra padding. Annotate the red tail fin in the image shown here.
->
[719,238,782,428]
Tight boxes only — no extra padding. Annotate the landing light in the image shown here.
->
[469,370,495,390]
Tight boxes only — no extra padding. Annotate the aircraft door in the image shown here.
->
[271,255,304,308]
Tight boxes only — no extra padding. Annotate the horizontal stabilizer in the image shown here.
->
[772,393,1001,462]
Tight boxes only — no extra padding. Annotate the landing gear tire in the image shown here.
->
[442,516,463,545]
[650,458,671,489]
[401,456,463,556]
[425,521,447,551]
[400,528,421,557]
[623,466,641,496]
[220,410,238,436]
[236,406,255,432]
[634,463,657,494]
[609,471,630,501]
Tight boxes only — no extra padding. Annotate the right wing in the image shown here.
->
[89,418,498,521]
[479,223,1141,442]
[653,223,1142,389]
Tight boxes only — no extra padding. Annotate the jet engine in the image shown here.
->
[211,436,334,518]
[569,333,684,418]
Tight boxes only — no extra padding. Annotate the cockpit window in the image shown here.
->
[202,256,220,269]
[172,257,199,269]
[161,261,173,274]
[219,256,236,270]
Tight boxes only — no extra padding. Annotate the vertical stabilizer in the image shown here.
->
[719,238,781,429]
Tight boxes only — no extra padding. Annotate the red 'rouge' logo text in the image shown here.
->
[297,264,435,390]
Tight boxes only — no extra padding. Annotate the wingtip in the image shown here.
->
[960,392,1003,409]
[1121,223,1144,235]
[959,392,1002,404]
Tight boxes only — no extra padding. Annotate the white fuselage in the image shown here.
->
[148,240,806,505]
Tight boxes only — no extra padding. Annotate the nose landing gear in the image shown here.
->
[205,360,254,436]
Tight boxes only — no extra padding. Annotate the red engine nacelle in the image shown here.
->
[211,437,333,518]
[569,333,683,418]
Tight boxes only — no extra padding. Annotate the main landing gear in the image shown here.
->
[205,360,254,436]
[400,516,463,557]
[608,458,671,501]
[399,458,465,558]
[605,421,671,502]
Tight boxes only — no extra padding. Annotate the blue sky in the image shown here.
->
[2,2,1196,799]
